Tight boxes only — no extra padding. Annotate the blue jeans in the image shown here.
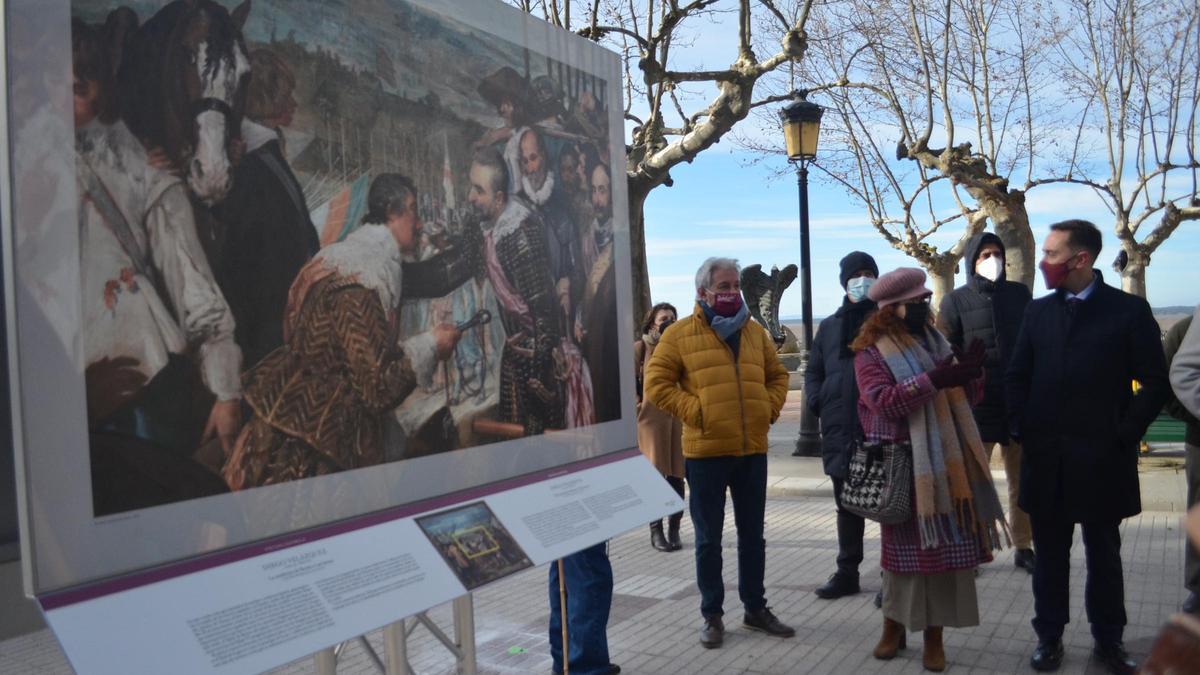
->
[548,542,613,675]
[686,453,768,617]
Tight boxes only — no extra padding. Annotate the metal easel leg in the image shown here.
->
[383,619,409,675]
[314,646,337,675]
[453,593,477,675]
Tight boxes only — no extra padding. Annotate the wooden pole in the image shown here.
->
[557,559,570,675]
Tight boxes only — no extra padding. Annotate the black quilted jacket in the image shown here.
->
[937,232,1032,443]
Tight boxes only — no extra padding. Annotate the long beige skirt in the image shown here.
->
[882,569,979,632]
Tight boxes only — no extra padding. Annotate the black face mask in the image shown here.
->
[903,302,930,334]
[656,320,674,335]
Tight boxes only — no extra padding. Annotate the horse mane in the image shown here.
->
[117,0,246,163]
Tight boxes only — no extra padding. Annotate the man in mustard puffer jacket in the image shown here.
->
[644,257,794,649]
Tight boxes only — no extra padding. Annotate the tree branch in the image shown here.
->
[1141,202,1200,253]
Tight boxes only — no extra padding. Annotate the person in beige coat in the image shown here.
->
[635,302,685,551]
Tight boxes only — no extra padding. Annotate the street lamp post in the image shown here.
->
[780,92,824,457]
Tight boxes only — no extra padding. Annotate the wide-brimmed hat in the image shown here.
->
[477,67,532,111]
[868,267,932,308]
[530,75,566,120]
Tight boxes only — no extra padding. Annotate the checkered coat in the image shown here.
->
[855,344,992,573]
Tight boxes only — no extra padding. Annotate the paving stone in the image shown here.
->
[0,497,1187,674]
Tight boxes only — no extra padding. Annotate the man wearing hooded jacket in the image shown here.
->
[807,251,879,599]
[938,232,1035,572]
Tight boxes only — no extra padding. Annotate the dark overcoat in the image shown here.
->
[805,297,875,478]
[938,232,1032,443]
[216,139,320,368]
[1004,272,1168,522]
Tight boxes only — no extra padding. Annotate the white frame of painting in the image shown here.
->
[5,0,635,596]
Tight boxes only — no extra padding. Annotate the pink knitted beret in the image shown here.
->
[867,267,932,308]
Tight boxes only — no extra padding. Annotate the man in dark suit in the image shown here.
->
[216,49,320,368]
[1005,220,1169,674]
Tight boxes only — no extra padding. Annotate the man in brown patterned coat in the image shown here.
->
[468,148,563,435]
[222,174,461,489]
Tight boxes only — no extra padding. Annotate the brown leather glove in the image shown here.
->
[954,338,987,369]
[927,356,982,390]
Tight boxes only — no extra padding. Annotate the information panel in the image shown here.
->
[41,453,681,675]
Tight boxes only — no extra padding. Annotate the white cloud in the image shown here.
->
[1024,183,1112,219]
[681,214,884,240]
[645,236,797,256]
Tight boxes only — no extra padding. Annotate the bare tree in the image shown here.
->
[1045,0,1199,296]
[738,0,1062,304]
[504,0,816,322]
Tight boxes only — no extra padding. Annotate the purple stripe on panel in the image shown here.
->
[40,448,639,610]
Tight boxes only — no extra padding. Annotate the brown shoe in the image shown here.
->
[699,615,724,649]
[923,626,945,671]
[873,617,907,659]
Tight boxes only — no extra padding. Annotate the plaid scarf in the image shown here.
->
[875,328,1009,551]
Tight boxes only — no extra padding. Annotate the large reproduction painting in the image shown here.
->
[6,0,633,594]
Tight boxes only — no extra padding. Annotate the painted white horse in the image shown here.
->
[115,0,251,205]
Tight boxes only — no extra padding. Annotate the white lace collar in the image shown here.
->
[522,170,555,206]
[490,198,533,240]
[315,224,403,311]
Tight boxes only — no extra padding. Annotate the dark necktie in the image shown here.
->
[1066,297,1083,316]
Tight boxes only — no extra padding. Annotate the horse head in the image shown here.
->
[118,0,251,205]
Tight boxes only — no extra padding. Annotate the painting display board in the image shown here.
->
[3,0,671,667]
[40,452,681,675]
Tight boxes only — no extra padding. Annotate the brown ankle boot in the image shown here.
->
[873,617,907,659]
[923,626,945,671]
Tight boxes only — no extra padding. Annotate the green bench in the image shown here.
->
[1143,414,1188,445]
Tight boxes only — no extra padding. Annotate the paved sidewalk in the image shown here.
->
[1,495,1190,674]
[766,392,1192,512]
[2,389,1191,674]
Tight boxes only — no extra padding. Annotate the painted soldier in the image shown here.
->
[222,174,461,489]
[467,148,563,435]
[74,18,241,513]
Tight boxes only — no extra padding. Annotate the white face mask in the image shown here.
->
[846,276,875,302]
[976,256,1004,282]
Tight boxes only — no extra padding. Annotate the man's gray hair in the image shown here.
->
[695,257,740,298]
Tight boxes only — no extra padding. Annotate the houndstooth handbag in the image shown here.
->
[840,441,914,524]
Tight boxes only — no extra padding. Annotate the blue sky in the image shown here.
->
[626,2,1200,318]
[643,147,1200,318]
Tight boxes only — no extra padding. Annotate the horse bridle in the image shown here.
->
[189,97,239,149]
[190,97,235,121]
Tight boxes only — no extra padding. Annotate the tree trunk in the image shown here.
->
[927,261,956,311]
[627,183,653,333]
[1120,245,1148,298]
[984,193,1036,291]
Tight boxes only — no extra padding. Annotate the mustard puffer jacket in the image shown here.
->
[644,303,790,458]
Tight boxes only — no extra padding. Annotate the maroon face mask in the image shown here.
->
[710,292,743,317]
[1039,254,1077,290]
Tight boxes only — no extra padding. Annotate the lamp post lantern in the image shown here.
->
[779,92,824,457]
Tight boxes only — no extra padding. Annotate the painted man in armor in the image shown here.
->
[223,175,462,489]
[468,148,564,435]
